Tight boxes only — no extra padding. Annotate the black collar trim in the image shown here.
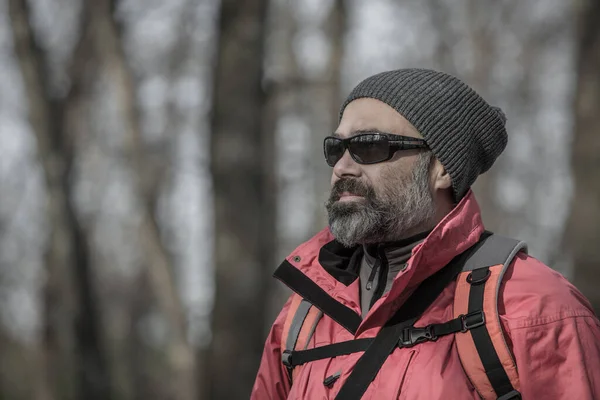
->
[317,240,361,286]
[273,260,361,334]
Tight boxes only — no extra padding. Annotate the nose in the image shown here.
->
[332,149,361,180]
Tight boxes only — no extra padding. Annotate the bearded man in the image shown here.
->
[251,69,600,400]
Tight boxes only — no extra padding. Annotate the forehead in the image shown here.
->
[336,98,422,139]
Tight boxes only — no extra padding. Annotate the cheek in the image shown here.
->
[373,166,412,195]
[371,164,398,185]
[370,178,392,199]
[362,169,389,196]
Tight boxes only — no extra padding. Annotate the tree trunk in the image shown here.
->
[90,1,198,399]
[208,0,273,398]
[8,1,111,399]
[564,0,600,314]
[464,0,503,233]
[311,0,347,232]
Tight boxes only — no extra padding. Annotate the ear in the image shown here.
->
[430,159,452,191]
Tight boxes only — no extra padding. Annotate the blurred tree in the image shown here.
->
[264,0,347,318]
[9,1,200,399]
[461,0,503,232]
[8,1,111,399]
[310,0,347,231]
[208,0,273,398]
[92,1,198,399]
[427,0,513,233]
[564,0,600,314]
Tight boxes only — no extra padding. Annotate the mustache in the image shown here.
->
[329,178,375,202]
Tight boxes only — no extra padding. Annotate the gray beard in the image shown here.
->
[326,152,436,247]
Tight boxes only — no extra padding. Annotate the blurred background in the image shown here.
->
[0,0,598,399]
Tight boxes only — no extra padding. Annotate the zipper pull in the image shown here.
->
[323,371,341,387]
[365,259,379,290]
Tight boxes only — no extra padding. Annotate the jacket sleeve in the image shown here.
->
[511,312,600,399]
[250,296,293,400]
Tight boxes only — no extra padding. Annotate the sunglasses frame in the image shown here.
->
[323,132,428,167]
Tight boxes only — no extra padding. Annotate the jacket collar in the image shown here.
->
[362,230,430,271]
[403,190,486,287]
[278,190,486,319]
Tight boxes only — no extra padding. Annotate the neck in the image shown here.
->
[365,229,431,251]
[432,188,456,224]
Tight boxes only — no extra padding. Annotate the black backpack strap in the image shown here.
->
[334,241,480,400]
[284,338,373,368]
[456,233,527,400]
[284,311,484,368]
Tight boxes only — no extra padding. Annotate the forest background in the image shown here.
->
[0,0,599,399]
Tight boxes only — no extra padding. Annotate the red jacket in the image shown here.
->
[252,191,600,399]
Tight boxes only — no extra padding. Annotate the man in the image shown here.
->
[251,69,600,399]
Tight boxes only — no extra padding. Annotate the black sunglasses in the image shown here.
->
[323,132,428,167]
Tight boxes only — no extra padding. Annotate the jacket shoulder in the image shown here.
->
[500,252,596,327]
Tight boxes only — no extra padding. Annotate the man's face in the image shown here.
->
[325,98,437,247]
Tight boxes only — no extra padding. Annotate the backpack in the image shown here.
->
[275,232,527,400]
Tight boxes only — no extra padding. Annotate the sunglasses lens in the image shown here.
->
[324,137,345,167]
[348,134,390,164]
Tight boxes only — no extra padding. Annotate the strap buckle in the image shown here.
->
[282,350,293,368]
[460,310,485,332]
[398,325,437,348]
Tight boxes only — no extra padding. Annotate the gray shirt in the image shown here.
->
[359,236,427,318]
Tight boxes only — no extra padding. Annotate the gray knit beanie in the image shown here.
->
[339,68,508,201]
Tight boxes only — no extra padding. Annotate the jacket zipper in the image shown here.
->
[365,259,380,290]
[369,245,388,308]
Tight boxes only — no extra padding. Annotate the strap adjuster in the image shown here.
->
[466,269,491,284]
[398,325,437,348]
[282,350,293,368]
[497,390,521,400]
[460,310,485,332]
